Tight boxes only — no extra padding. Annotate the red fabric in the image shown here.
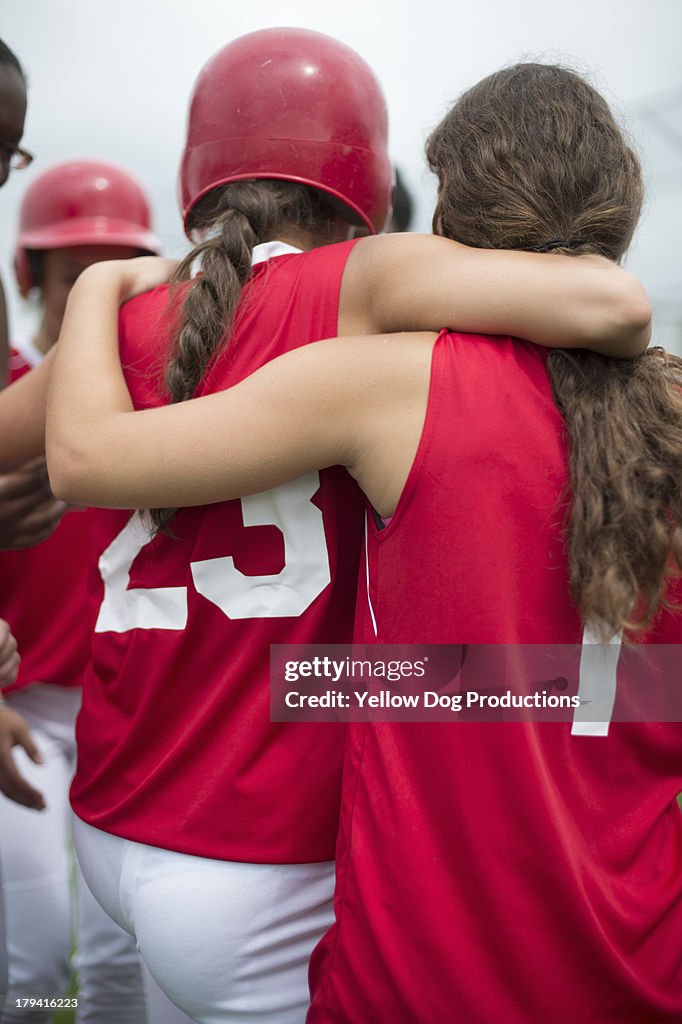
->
[71,241,364,862]
[0,350,90,694]
[309,331,682,1022]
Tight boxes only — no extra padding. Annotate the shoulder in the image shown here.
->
[263,239,361,283]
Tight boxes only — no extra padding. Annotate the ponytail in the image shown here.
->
[548,347,682,638]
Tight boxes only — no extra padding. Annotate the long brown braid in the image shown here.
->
[150,179,340,531]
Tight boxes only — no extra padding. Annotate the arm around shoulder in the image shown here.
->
[343,233,651,356]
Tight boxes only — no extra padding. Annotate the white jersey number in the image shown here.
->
[571,625,622,737]
[95,473,331,633]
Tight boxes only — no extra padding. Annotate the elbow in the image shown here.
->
[608,275,652,357]
[46,443,95,506]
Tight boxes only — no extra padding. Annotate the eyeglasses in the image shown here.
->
[0,143,34,170]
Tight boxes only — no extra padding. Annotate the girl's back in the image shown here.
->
[310,331,682,1023]
[74,241,364,863]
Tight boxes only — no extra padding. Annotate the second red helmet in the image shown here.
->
[179,27,394,236]
[15,160,160,294]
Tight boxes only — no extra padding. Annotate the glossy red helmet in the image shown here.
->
[14,159,160,294]
[179,27,393,236]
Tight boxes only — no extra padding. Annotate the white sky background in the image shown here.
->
[2,0,682,349]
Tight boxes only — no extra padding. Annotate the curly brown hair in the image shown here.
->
[426,63,682,638]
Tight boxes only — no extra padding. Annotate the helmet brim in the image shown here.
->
[18,216,161,254]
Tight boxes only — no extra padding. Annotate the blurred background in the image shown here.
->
[2,0,682,349]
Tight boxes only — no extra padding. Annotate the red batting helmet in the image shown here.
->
[179,27,393,236]
[14,160,160,294]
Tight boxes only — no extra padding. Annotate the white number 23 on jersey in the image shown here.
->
[95,473,331,632]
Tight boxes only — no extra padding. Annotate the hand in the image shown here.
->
[120,256,178,304]
[0,703,46,810]
[0,618,19,686]
[0,458,67,550]
[0,620,45,810]
[83,256,177,306]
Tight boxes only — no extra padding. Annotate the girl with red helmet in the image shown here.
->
[0,159,174,1024]
[0,33,652,1024]
[45,63,682,1023]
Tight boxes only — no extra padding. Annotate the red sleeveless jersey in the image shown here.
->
[0,344,89,694]
[71,240,364,862]
[309,331,682,1022]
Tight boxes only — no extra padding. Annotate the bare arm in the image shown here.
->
[340,233,651,355]
[48,261,431,512]
[47,237,651,510]
[0,353,53,466]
